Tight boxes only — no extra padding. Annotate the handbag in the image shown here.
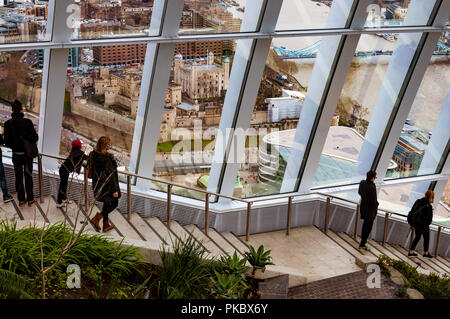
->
[22,138,39,159]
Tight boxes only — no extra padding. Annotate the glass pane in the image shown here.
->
[180,0,247,34]
[437,180,450,227]
[386,34,450,178]
[364,0,422,28]
[0,50,42,158]
[71,0,153,40]
[0,1,49,43]
[241,36,325,198]
[60,45,144,179]
[152,41,234,200]
[275,0,335,31]
[311,33,400,188]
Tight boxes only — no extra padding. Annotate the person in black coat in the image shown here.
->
[57,138,88,208]
[358,170,379,251]
[408,190,434,258]
[89,136,121,232]
[3,100,39,206]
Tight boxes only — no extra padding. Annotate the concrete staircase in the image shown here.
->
[2,196,249,261]
[322,228,450,277]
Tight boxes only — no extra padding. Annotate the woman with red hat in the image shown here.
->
[57,138,88,208]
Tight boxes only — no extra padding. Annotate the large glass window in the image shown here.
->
[310,33,400,189]
[437,180,450,227]
[150,41,234,200]
[60,46,144,174]
[0,1,49,43]
[71,0,153,40]
[386,35,450,179]
[241,36,325,198]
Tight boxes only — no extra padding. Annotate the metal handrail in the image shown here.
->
[23,151,450,255]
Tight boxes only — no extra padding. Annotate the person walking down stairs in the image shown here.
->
[0,132,13,203]
[408,190,434,259]
[56,138,88,208]
[358,170,379,252]
[3,100,39,207]
[88,136,121,233]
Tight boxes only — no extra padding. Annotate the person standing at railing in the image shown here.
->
[358,170,379,252]
[408,190,434,259]
[88,136,121,233]
[3,100,39,207]
[56,138,88,208]
[0,132,13,203]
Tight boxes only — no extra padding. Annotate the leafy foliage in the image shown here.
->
[377,255,450,299]
[244,245,275,276]
[0,269,32,299]
[211,271,248,299]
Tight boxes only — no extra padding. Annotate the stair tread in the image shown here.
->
[129,213,165,245]
[145,217,178,246]
[184,224,225,258]
[324,231,365,261]
[381,243,431,275]
[337,232,374,257]
[108,210,142,241]
[37,197,67,224]
[207,228,238,257]
[436,256,450,271]
[353,235,384,259]
[222,232,249,256]
[12,195,46,223]
[168,220,209,252]
[0,201,20,221]
[395,245,447,275]
[367,239,404,261]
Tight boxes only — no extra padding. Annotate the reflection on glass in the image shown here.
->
[275,0,334,31]
[60,45,144,179]
[437,180,450,227]
[71,0,153,40]
[0,1,48,43]
[364,0,414,28]
[151,41,234,200]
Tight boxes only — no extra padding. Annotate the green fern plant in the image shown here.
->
[244,245,274,276]
[0,269,33,299]
[211,270,248,299]
[216,252,249,279]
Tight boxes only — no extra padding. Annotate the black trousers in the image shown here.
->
[410,228,430,252]
[57,167,70,204]
[12,153,34,202]
[101,199,118,223]
[359,219,374,247]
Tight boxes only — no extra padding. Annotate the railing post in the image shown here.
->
[324,197,330,234]
[434,226,442,257]
[38,154,44,203]
[286,196,292,236]
[167,184,172,229]
[354,204,360,240]
[246,202,252,242]
[84,167,88,213]
[382,212,389,246]
[409,228,415,250]
[127,175,131,221]
[205,193,209,236]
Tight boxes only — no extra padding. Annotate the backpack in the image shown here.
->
[407,204,427,228]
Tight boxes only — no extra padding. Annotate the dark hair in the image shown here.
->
[424,190,434,203]
[366,170,377,181]
[11,100,23,113]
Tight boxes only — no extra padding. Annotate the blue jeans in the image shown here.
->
[0,161,10,199]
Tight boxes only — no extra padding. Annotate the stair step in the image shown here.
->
[108,210,142,241]
[12,195,46,223]
[323,231,364,262]
[367,239,404,261]
[222,232,249,256]
[354,235,385,259]
[184,224,225,258]
[337,232,374,258]
[88,204,122,236]
[36,197,67,224]
[128,213,165,246]
[0,201,20,222]
[207,228,239,257]
[167,220,209,252]
[436,256,450,272]
[381,243,431,276]
[145,217,178,246]
[395,245,447,276]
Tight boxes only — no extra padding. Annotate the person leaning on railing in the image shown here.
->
[89,136,121,233]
